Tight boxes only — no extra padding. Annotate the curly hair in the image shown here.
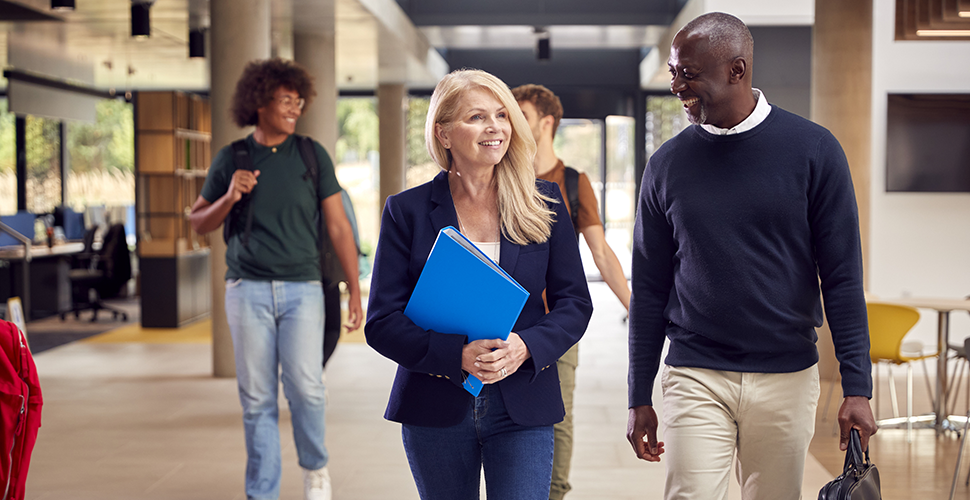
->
[230,58,316,128]
[510,84,564,137]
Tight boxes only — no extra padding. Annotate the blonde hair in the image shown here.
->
[425,69,556,245]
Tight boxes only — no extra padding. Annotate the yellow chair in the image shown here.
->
[868,301,935,442]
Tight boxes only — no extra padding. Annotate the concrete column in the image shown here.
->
[295,29,337,152]
[209,0,271,378]
[272,14,294,60]
[811,0,873,383]
[378,84,407,211]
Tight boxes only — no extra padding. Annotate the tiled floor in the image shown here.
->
[25,282,832,499]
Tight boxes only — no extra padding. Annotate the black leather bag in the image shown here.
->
[818,429,881,500]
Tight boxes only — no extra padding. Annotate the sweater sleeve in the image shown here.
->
[628,158,675,407]
[809,132,872,399]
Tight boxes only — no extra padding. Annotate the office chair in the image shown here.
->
[60,224,131,322]
[869,301,934,442]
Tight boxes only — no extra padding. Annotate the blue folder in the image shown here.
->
[404,226,529,396]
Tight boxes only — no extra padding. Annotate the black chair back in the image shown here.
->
[96,224,131,298]
[81,227,97,254]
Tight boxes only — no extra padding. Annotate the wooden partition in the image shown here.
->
[134,91,212,327]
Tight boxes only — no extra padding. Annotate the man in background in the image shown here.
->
[513,83,631,500]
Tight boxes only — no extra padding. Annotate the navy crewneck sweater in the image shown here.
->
[628,105,872,407]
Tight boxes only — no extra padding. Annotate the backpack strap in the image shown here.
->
[294,135,336,283]
[295,134,320,199]
[294,134,323,238]
[223,139,255,246]
[564,166,581,240]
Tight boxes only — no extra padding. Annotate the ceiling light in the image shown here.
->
[535,27,550,61]
[537,38,551,61]
[131,2,151,39]
[51,0,75,10]
[189,28,206,58]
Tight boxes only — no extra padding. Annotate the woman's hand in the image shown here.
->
[461,333,531,384]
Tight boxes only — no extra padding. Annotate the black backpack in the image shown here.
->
[222,135,359,286]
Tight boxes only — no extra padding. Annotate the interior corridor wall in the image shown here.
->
[869,0,970,350]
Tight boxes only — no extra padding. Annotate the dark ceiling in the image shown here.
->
[0,0,61,22]
[394,0,689,26]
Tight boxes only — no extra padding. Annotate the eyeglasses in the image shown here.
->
[276,96,306,110]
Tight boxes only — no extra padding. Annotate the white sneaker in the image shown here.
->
[303,466,332,500]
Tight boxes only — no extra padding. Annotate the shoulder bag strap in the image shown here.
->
[564,166,581,240]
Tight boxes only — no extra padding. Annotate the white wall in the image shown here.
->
[870,0,970,351]
[705,0,814,26]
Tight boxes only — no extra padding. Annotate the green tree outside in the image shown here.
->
[335,98,378,164]
[68,99,134,174]
[0,98,134,215]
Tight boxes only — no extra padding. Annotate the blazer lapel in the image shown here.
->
[428,171,457,234]
[499,233,520,275]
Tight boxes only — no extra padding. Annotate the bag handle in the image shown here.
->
[843,428,870,472]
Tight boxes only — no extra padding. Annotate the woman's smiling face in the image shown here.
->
[437,86,512,170]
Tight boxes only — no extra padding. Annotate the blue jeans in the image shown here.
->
[225,279,327,500]
[402,384,554,500]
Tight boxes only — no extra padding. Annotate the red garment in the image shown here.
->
[0,320,42,500]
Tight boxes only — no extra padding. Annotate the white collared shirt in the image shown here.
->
[700,88,770,136]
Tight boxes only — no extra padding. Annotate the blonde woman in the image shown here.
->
[365,69,593,499]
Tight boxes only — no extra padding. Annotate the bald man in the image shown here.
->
[625,12,876,500]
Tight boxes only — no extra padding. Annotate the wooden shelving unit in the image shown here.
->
[134,91,212,327]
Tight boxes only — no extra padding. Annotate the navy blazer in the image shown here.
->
[365,171,593,427]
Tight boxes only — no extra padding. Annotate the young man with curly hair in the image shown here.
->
[190,58,362,500]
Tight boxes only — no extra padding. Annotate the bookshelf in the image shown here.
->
[134,91,212,327]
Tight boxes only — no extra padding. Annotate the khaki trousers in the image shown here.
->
[660,364,820,500]
[550,343,579,500]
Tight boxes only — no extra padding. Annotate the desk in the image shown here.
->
[0,243,84,321]
[890,297,970,433]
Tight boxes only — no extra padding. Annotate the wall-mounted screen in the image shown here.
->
[886,94,970,192]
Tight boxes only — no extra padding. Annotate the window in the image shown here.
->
[65,99,134,212]
[0,100,15,215]
[555,118,603,200]
[645,95,689,159]
[335,97,380,273]
[406,96,436,188]
[605,115,636,252]
[26,116,62,214]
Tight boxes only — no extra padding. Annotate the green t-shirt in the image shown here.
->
[200,134,341,281]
